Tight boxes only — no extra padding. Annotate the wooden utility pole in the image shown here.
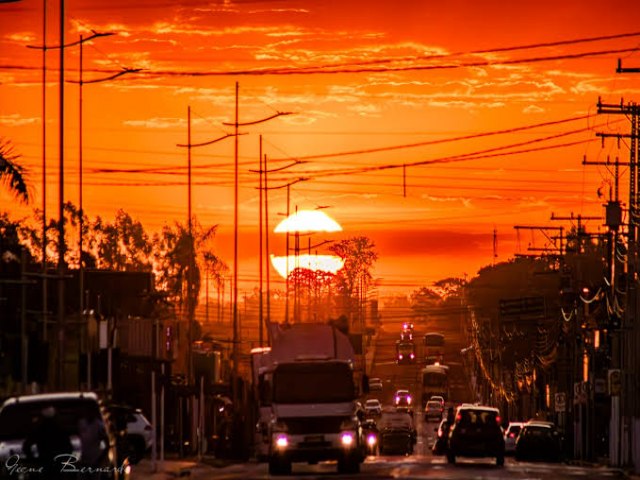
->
[596,96,640,468]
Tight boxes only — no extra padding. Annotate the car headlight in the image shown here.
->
[341,432,354,447]
[274,434,289,449]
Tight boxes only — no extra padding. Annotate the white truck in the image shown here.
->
[253,323,366,475]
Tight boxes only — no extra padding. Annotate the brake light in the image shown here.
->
[410,353,415,359]
[398,354,404,360]
[496,416,501,424]
[509,433,515,438]
[456,413,462,421]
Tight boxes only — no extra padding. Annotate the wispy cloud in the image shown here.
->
[0,114,38,126]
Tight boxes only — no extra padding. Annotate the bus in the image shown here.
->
[421,364,449,407]
[424,332,445,365]
[396,340,416,364]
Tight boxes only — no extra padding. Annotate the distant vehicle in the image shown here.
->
[402,322,414,332]
[424,400,445,422]
[107,405,153,463]
[400,329,413,341]
[421,364,449,407]
[394,390,412,406]
[396,340,416,364]
[424,332,445,364]
[432,418,450,456]
[378,411,416,455]
[515,421,563,462]
[364,399,382,417]
[0,392,129,479]
[369,377,383,391]
[447,404,505,466]
[504,421,524,454]
[429,395,445,407]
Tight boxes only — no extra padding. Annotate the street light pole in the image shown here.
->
[56,0,65,389]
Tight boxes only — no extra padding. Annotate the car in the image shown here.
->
[515,421,563,462]
[369,377,383,391]
[400,329,413,341]
[377,411,416,455]
[0,392,130,479]
[394,390,412,406]
[447,405,505,466]
[504,421,524,454]
[432,418,450,456]
[429,395,445,407]
[364,399,382,417]
[107,405,153,463]
[424,400,444,422]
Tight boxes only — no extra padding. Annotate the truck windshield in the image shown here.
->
[273,362,355,403]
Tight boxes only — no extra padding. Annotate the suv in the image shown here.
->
[447,405,505,466]
[0,392,129,479]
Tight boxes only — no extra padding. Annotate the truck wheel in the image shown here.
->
[268,458,291,476]
[337,458,360,474]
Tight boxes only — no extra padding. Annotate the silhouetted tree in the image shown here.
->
[0,138,30,204]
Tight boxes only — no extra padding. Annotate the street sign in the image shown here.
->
[573,382,587,404]
[609,369,621,396]
[499,296,545,318]
[555,392,566,412]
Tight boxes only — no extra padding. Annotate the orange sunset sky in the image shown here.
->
[1,0,640,293]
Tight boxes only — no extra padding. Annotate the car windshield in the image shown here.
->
[0,399,102,440]
[273,362,355,403]
[457,409,499,429]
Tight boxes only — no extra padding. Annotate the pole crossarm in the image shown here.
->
[222,111,294,127]
[67,67,142,84]
[176,132,244,148]
[26,30,115,49]
[263,177,308,190]
[249,160,305,175]
[617,59,640,73]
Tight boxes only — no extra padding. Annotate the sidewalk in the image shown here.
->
[132,457,220,479]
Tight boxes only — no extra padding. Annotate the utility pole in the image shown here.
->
[57,0,65,390]
[258,136,264,347]
[594,95,640,468]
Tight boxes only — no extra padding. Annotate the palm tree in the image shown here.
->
[0,138,30,204]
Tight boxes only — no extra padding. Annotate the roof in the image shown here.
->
[2,391,99,407]
[457,404,500,413]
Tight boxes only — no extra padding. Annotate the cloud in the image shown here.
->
[523,104,545,114]
[0,114,38,126]
[123,117,185,129]
[5,32,35,43]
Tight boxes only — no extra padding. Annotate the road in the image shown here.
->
[176,455,626,479]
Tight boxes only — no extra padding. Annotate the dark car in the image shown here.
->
[515,421,562,462]
[0,392,130,479]
[378,411,416,456]
[447,405,505,466]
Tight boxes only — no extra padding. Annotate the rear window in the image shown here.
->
[0,399,102,441]
[427,401,442,409]
[509,425,522,435]
[457,409,499,427]
[522,426,552,437]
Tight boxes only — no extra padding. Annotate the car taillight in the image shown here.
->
[410,353,415,359]
[496,416,501,424]
[456,413,462,421]
[398,354,404,360]
[509,432,515,438]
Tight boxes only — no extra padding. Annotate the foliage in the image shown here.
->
[410,287,441,317]
[329,236,378,319]
[0,139,30,204]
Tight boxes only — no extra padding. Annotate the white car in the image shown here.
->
[504,421,524,454]
[109,405,153,461]
[364,399,382,416]
[369,378,383,391]
[424,400,444,422]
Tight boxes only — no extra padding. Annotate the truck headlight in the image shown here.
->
[275,434,289,449]
[341,432,354,447]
